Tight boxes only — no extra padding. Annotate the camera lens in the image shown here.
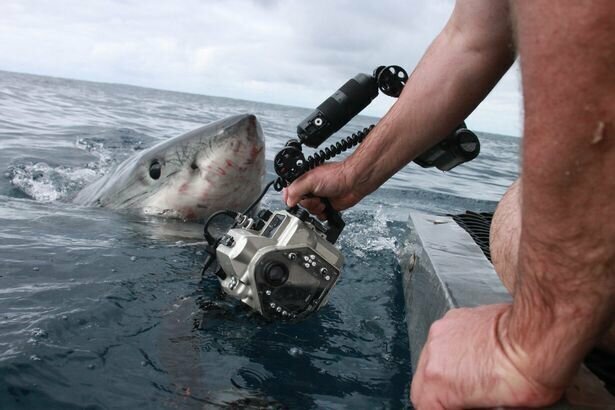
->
[264,262,289,287]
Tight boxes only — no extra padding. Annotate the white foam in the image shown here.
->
[340,205,397,252]
[8,162,97,202]
[75,137,114,172]
[6,136,123,202]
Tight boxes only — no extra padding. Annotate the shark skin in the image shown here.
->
[73,114,266,220]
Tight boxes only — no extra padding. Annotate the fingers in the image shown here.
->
[410,343,427,407]
[410,352,446,410]
[282,191,327,220]
[284,171,319,207]
[281,162,349,220]
[298,197,326,215]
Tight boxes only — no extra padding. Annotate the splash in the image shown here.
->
[7,162,97,202]
[7,135,132,202]
[339,205,398,253]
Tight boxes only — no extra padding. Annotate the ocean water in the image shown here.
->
[0,70,519,409]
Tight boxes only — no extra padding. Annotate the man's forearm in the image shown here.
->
[502,0,615,390]
[344,0,515,197]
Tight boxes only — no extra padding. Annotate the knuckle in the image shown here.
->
[422,358,442,381]
[427,320,444,338]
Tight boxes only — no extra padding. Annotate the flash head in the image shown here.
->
[296,73,378,148]
[296,66,408,149]
[413,123,480,171]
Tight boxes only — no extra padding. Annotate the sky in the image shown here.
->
[0,0,523,136]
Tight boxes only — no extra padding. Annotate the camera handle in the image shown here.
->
[273,129,371,245]
[322,198,345,243]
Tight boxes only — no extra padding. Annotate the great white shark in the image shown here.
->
[73,114,265,220]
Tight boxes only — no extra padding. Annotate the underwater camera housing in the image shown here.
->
[214,205,344,321]
[205,65,480,321]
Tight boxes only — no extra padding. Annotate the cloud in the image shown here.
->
[0,0,522,136]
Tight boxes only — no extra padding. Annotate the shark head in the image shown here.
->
[74,114,266,220]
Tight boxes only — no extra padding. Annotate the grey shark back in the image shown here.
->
[73,114,266,220]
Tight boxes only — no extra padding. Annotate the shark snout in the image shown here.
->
[232,114,262,143]
[183,114,265,196]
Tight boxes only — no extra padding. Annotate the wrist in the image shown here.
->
[340,157,376,199]
[496,306,568,398]
[500,289,598,391]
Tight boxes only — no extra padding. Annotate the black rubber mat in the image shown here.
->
[450,211,493,262]
[585,349,615,395]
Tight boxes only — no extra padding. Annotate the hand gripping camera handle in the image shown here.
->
[322,198,345,244]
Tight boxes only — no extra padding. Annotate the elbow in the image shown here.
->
[443,13,517,72]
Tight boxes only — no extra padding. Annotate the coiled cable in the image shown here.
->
[273,125,374,191]
[304,125,374,171]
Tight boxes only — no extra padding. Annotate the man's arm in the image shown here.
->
[502,0,615,390]
[411,1,614,408]
[285,0,516,210]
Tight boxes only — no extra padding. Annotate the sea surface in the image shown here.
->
[0,70,519,409]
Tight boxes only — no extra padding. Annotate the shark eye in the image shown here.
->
[149,160,162,180]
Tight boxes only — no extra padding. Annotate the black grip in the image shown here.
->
[321,198,345,244]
